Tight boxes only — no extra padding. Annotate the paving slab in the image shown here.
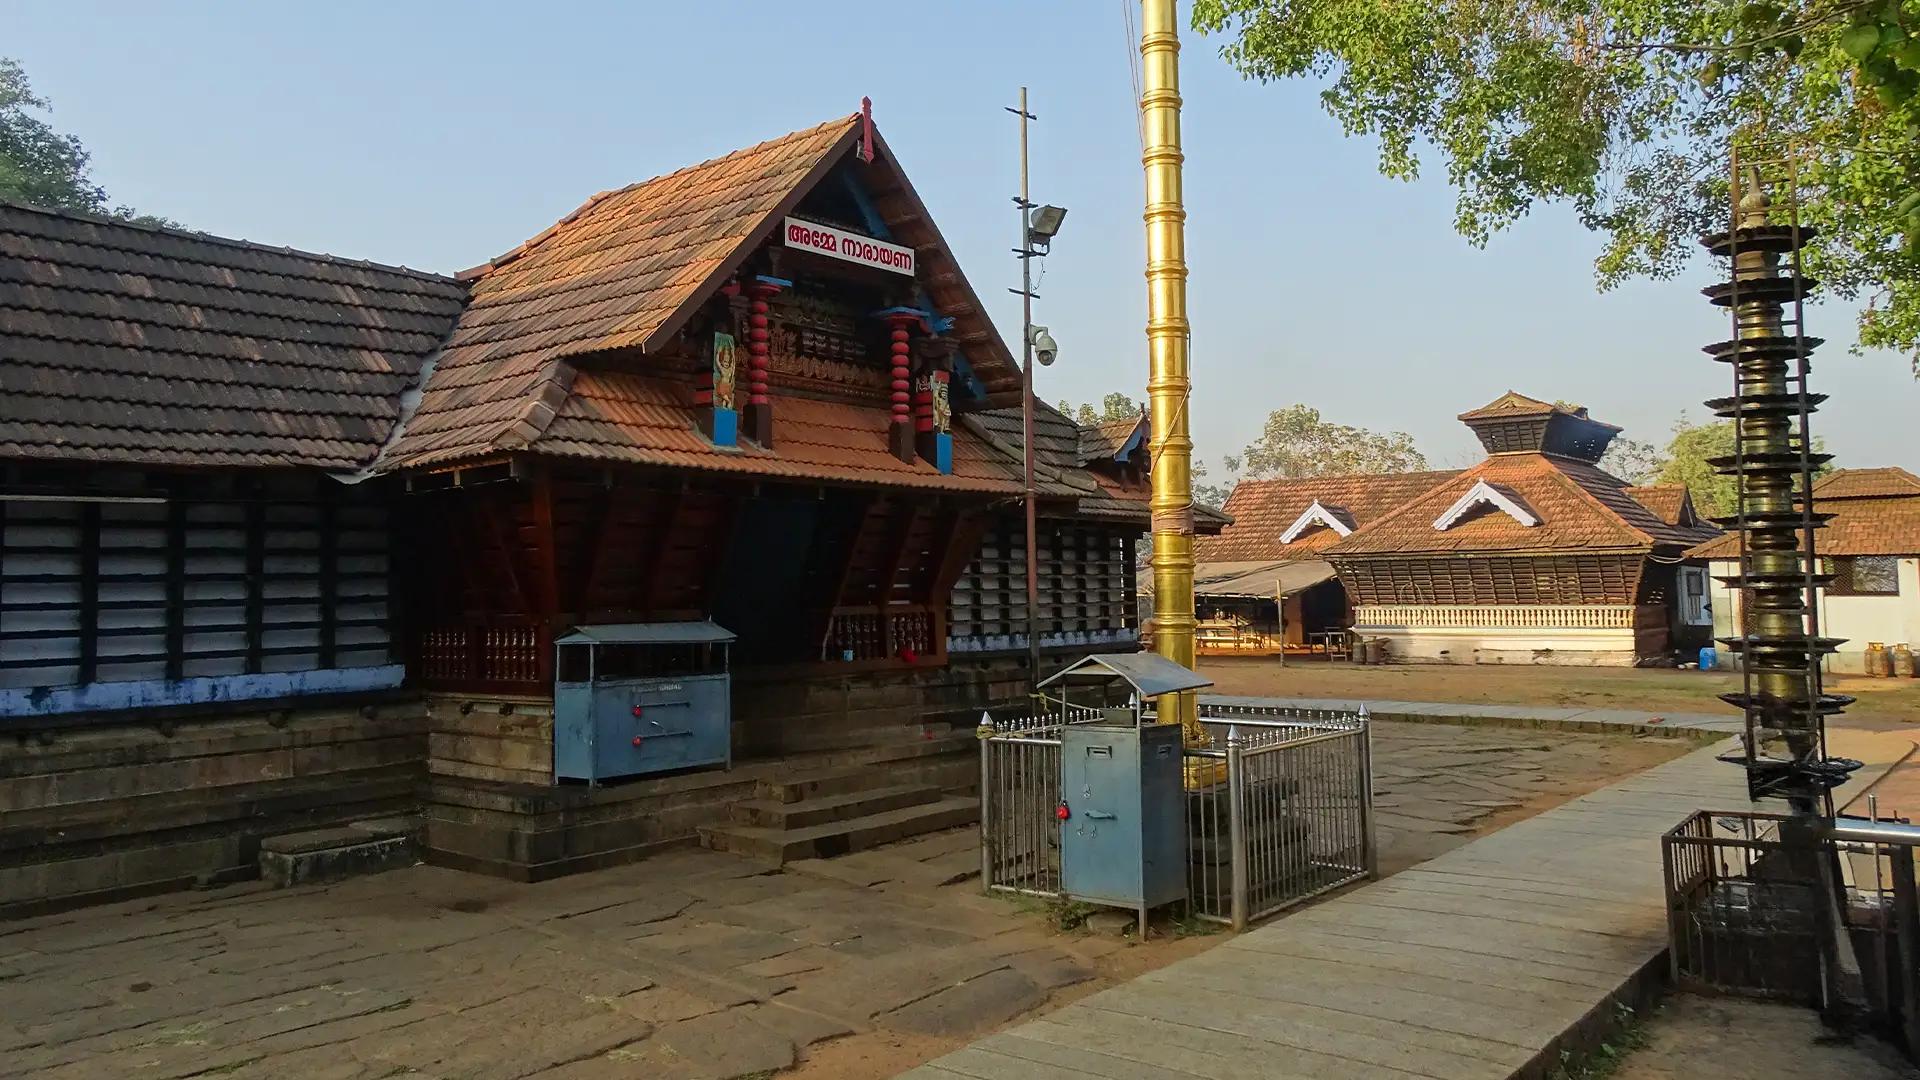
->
[897,739,1751,1080]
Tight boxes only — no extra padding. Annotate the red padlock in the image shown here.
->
[1055,801,1070,821]
[631,705,644,718]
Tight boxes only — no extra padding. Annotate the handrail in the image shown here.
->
[1826,817,1920,847]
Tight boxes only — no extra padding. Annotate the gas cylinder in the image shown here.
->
[1893,643,1917,679]
[1865,642,1889,678]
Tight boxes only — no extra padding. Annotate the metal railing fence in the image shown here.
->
[1662,805,1920,1056]
[979,701,1374,929]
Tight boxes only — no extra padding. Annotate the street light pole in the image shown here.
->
[1012,86,1042,688]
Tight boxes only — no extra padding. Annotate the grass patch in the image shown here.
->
[1040,896,1098,932]
[1172,910,1224,937]
[1548,1002,1653,1080]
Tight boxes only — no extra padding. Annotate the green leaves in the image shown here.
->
[1844,23,1885,61]
[1195,0,1920,371]
[1234,404,1428,480]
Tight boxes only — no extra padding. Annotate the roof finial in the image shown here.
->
[1737,165,1769,228]
[859,96,875,163]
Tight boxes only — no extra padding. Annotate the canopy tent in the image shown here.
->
[1137,559,1338,601]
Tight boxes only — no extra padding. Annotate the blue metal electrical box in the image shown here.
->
[552,621,734,784]
[1060,720,1188,911]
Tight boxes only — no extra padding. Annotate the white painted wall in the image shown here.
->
[1348,623,1638,666]
[1705,557,1920,673]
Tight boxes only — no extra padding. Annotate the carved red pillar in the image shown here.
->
[882,309,919,463]
[744,276,787,447]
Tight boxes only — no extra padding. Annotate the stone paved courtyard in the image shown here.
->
[0,721,1689,1079]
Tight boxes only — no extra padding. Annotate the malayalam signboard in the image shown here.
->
[783,217,915,276]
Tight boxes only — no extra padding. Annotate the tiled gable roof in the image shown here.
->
[1456,390,1622,431]
[1624,484,1693,526]
[377,115,1023,472]
[1691,468,1920,558]
[377,118,857,470]
[1814,466,1920,500]
[1077,415,1146,465]
[0,201,466,470]
[539,370,1031,493]
[1325,454,1716,557]
[1196,471,1459,562]
[964,402,1225,531]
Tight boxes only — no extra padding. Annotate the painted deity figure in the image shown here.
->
[712,331,738,410]
[930,373,951,433]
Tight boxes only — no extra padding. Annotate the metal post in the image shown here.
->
[1138,0,1199,740]
[1226,725,1248,931]
[1014,86,1043,691]
[978,713,995,892]
[1357,705,1377,878]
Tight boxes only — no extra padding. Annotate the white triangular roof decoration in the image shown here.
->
[1433,479,1540,530]
[1280,499,1354,544]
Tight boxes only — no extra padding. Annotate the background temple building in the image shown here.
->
[0,111,1207,913]
[1184,470,1459,655]
[1693,467,1920,674]
[1192,392,1722,665]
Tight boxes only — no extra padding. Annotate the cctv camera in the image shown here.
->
[1030,325,1058,367]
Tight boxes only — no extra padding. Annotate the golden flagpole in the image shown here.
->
[1139,0,1200,741]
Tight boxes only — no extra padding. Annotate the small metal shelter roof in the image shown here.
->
[554,621,736,646]
[1137,559,1338,600]
[1036,652,1213,697]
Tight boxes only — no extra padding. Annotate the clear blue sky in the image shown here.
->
[11,2,1917,473]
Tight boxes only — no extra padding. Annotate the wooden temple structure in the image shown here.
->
[1196,392,1721,665]
[0,109,1202,913]
[1185,471,1457,656]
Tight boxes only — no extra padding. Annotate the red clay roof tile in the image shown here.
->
[1196,471,1460,562]
[0,201,466,469]
[1325,454,1718,557]
[1691,468,1920,558]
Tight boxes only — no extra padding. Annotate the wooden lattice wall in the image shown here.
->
[948,515,1138,648]
[0,472,393,693]
[1334,553,1647,607]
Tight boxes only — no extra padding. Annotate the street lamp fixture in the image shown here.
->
[1027,205,1068,250]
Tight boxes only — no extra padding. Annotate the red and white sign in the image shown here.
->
[783,217,915,276]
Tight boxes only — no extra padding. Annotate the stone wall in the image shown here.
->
[420,652,1052,881]
[730,653,1038,758]
[0,698,425,918]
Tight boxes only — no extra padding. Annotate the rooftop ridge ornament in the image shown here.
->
[1702,149,1860,808]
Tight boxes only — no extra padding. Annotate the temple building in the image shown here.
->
[1325,393,1720,664]
[0,109,1202,913]
[1184,471,1456,655]
[1692,467,1920,674]
[1193,392,1721,666]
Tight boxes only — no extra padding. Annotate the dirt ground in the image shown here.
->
[1202,655,1920,724]
[1613,994,1920,1079]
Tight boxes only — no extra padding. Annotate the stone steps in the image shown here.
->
[729,783,943,829]
[259,816,420,887]
[701,795,980,865]
[758,750,976,805]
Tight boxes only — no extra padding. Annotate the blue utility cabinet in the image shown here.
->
[1060,720,1188,911]
[552,622,734,784]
